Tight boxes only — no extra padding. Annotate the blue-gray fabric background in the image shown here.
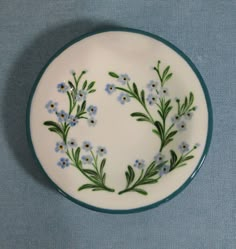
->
[0,1,235,248]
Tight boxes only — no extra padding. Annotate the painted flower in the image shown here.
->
[67,138,77,148]
[159,87,169,97]
[154,153,165,164]
[68,115,78,127]
[82,141,93,151]
[56,110,68,123]
[147,80,159,91]
[177,121,187,131]
[105,83,116,94]
[87,117,97,127]
[178,141,189,153]
[118,93,130,104]
[82,155,93,164]
[159,164,170,176]
[57,82,68,93]
[45,100,58,113]
[76,90,87,101]
[87,105,97,116]
[55,141,67,153]
[97,146,107,157]
[185,112,193,120]
[147,94,158,105]
[171,114,181,124]
[118,74,130,85]
[134,159,145,169]
[57,158,70,168]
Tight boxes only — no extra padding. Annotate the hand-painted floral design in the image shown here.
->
[55,141,67,153]
[44,70,114,192]
[45,100,58,113]
[108,60,199,195]
[97,146,107,157]
[57,158,70,168]
[105,83,116,94]
[57,82,68,93]
[118,93,130,104]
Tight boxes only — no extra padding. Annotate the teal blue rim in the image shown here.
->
[26,27,213,214]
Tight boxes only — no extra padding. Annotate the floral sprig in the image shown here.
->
[106,61,197,153]
[43,70,114,192]
[44,70,97,144]
[119,142,199,195]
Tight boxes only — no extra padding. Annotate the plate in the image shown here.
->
[27,28,212,213]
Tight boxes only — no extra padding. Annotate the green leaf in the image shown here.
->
[131,112,149,119]
[102,173,106,183]
[141,90,145,104]
[132,83,139,97]
[92,188,105,191]
[88,89,96,93]
[162,66,170,80]
[68,81,75,90]
[184,155,194,161]
[76,104,80,115]
[170,150,177,167]
[165,73,173,82]
[44,121,63,132]
[140,179,157,185]
[83,169,98,177]
[87,81,95,90]
[157,110,163,119]
[100,158,106,175]
[74,147,81,163]
[127,165,135,184]
[189,92,194,107]
[78,184,97,191]
[133,188,147,195]
[81,101,86,112]
[82,80,87,90]
[166,130,178,140]
[154,121,164,139]
[48,127,61,135]
[136,118,149,122]
[109,72,119,78]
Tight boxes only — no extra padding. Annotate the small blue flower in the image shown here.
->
[171,114,181,124]
[57,158,70,168]
[68,115,78,127]
[56,110,68,123]
[67,138,77,148]
[88,117,97,127]
[97,146,107,157]
[87,105,97,116]
[118,93,130,104]
[159,164,170,176]
[118,74,130,85]
[134,159,145,169]
[82,155,93,164]
[159,87,169,97]
[178,142,189,153]
[55,141,67,153]
[57,82,68,93]
[147,94,158,105]
[82,141,93,151]
[154,153,165,164]
[76,90,87,101]
[177,121,187,131]
[184,112,193,120]
[105,84,116,94]
[147,80,159,91]
[45,100,58,113]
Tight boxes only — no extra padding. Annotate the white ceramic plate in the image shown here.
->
[27,28,212,213]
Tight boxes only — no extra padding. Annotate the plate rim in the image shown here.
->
[26,27,213,214]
